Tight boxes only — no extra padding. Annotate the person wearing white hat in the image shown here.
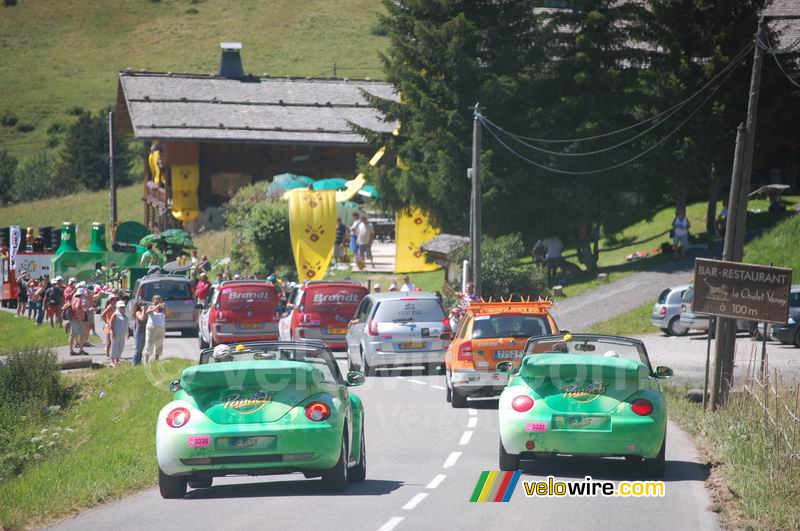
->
[372,282,382,293]
[109,301,129,367]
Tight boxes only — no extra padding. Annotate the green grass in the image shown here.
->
[588,301,654,336]
[0,184,143,249]
[667,387,800,529]
[0,311,68,354]
[0,0,387,160]
[0,359,191,528]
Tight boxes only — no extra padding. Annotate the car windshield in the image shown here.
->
[525,334,651,368]
[790,291,800,308]
[142,281,192,301]
[219,285,275,310]
[656,289,670,304]
[472,314,550,339]
[306,286,365,314]
[373,298,445,323]
[682,287,693,304]
[200,342,340,383]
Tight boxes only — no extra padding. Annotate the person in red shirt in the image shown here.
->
[195,274,211,304]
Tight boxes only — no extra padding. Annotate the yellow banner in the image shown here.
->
[289,189,337,281]
[395,207,440,273]
[171,164,200,221]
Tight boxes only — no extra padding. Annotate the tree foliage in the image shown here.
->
[0,149,17,205]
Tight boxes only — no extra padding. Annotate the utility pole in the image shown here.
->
[471,103,482,297]
[709,18,767,410]
[108,111,118,241]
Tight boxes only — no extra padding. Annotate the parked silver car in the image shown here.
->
[651,284,690,335]
[679,285,754,337]
[346,292,451,375]
[126,274,200,337]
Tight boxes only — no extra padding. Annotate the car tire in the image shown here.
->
[181,328,197,338]
[451,388,467,409]
[667,317,687,336]
[348,422,366,483]
[643,434,666,479]
[158,467,187,499]
[499,438,520,472]
[445,371,452,403]
[321,436,348,492]
[361,351,376,377]
[793,328,800,348]
[188,477,213,489]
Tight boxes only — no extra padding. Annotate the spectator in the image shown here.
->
[15,272,28,317]
[101,294,120,358]
[716,197,728,237]
[544,236,564,284]
[62,278,76,334]
[672,207,690,261]
[140,245,159,267]
[69,288,87,356]
[349,212,361,261]
[27,277,37,319]
[144,295,167,363]
[195,253,211,278]
[195,273,211,303]
[400,275,415,293]
[373,282,382,293]
[80,287,94,348]
[45,278,64,328]
[389,281,399,292]
[132,301,148,366]
[109,301,129,368]
[334,217,346,265]
[357,214,375,269]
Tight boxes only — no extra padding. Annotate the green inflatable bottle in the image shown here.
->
[56,222,79,255]
[88,222,107,252]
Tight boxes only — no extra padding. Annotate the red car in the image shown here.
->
[198,280,280,348]
[279,281,368,350]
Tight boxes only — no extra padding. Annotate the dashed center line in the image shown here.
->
[377,516,404,531]
[430,384,446,390]
[443,451,462,468]
[459,431,473,445]
[407,379,427,385]
[467,416,478,428]
[468,408,477,416]
[426,474,447,489]
[402,492,429,510]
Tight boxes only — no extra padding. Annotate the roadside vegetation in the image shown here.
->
[0,357,190,528]
[667,388,800,529]
[588,302,653,336]
[0,312,70,354]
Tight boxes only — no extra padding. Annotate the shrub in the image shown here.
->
[15,122,35,133]
[1,110,18,127]
[4,0,18,8]
[0,349,69,407]
[185,7,199,14]
[225,184,292,275]
[452,233,549,300]
[12,151,78,202]
[0,149,17,205]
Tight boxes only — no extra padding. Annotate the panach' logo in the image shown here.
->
[562,382,606,402]
[222,391,275,414]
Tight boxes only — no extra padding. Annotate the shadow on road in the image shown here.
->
[184,478,404,499]
[518,456,709,483]
[463,398,499,410]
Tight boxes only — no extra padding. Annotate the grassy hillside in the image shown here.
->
[0,0,387,159]
[744,212,800,278]
[0,184,143,248]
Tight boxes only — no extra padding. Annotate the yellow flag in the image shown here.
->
[289,189,337,281]
[395,207,440,273]
[170,164,200,221]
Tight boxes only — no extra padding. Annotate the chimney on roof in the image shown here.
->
[219,42,244,79]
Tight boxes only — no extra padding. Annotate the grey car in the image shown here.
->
[651,284,690,336]
[127,274,200,337]
[679,285,755,337]
[346,292,451,375]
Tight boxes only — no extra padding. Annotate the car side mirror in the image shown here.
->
[496,361,516,375]
[558,329,570,335]
[655,366,673,379]
[168,380,182,392]
[346,371,366,387]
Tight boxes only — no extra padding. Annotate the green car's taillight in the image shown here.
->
[166,407,191,428]
[511,395,534,412]
[630,398,653,416]
[305,401,331,422]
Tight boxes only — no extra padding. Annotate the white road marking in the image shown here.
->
[468,408,477,416]
[377,517,404,531]
[397,376,406,380]
[402,492,429,510]
[443,451,462,468]
[426,474,447,489]
[407,379,427,385]
[430,384,446,390]
[467,416,478,428]
[459,431,473,445]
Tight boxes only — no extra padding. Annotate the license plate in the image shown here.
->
[215,436,277,451]
[327,328,347,335]
[552,415,611,431]
[399,341,425,350]
[238,322,261,329]
[495,350,523,359]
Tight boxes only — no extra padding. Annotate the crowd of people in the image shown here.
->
[334,212,376,270]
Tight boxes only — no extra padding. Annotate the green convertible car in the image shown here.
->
[156,341,366,498]
[497,334,672,477]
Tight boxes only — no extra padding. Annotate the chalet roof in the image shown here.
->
[115,71,398,146]
[765,1,800,50]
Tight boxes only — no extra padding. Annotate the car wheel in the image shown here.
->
[158,467,187,499]
[451,387,467,409]
[188,477,213,489]
[321,436,348,492]
[445,371,452,403]
[361,351,376,377]
[667,317,687,336]
[643,434,666,479]
[659,328,669,334]
[348,422,366,483]
[499,438,520,471]
[181,328,197,338]
[794,328,800,348]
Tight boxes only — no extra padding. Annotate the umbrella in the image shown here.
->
[161,229,195,249]
[312,178,347,191]
[139,233,164,247]
[269,173,314,195]
[357,184,379,199]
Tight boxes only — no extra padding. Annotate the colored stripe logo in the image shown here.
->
[470,471,521,502]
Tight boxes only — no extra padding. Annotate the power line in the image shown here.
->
[479,58,740,176]
[488,42,754,145]
[755,33,800,89]
[480,44,751,158]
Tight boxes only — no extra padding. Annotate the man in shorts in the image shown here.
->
[333,217,346,265]
[69,288,88,355]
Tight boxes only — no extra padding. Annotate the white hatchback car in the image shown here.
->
[346,292,452,375]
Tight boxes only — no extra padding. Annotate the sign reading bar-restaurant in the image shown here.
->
[692,258,793,324]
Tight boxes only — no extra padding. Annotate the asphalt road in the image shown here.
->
[49,342,719,531]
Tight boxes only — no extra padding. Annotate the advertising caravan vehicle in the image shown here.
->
[279,281,368,350]
[199,280,281,348]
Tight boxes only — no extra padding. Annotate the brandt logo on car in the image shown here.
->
[227,291,271,301]
[312,292,361,304]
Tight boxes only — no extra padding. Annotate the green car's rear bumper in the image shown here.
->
[157,400,342,476]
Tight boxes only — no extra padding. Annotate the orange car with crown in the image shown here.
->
[444,299,558,408]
